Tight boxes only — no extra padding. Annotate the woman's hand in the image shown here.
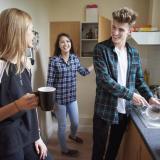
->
[35,138,48,160]
[88,64,94,72]
[15,93,38,111]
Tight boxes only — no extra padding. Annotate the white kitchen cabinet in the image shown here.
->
[81,16,111,57]
[81,22,98,57]
[131,31,160,45]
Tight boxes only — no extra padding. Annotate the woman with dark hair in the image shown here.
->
[47,33,93,157]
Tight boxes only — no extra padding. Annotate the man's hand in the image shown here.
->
[149,97,160,106]
[132,93,149,106]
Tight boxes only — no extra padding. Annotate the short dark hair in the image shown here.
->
[112,7,137,26]
[53,33,75,56]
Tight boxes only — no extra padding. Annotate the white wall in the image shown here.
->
[48,0,149,25]
[148,0,160,28]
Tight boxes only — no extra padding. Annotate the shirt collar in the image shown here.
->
[59,54,72,64]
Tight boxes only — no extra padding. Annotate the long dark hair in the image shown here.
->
[53,33,75,56]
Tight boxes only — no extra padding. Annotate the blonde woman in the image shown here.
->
[0,8,53,160]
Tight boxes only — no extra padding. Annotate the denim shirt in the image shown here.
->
[93,38,153,124]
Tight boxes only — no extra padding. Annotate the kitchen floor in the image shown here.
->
[47,132,92,160]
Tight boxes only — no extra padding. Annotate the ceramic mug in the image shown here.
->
[35,86,56,111]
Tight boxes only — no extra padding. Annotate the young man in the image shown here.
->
[92,7,160,160]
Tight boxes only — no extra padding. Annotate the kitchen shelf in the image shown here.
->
[81,22,98,57]
[81,39,98,41]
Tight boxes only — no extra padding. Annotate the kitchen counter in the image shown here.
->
[130,110,160,160]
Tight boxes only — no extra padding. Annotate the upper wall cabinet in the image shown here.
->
[81,16,111,57]
[131,31,160,45]
[50,22,80,57]
[81,22,98,57]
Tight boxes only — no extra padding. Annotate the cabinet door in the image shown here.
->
[118,121,153,160]
[122,121,141,160]
[98,16,111,42]
[140,140,153,160]
[50,22,80,56]
[117,121,140,160]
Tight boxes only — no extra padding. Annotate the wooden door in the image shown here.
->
[50,22,80,56]
[98,16,111,42]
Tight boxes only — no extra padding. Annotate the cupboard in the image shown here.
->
[117,121,153,160]
[50,16,111,57]
[81,16,111,57]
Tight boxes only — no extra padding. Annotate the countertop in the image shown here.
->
[131,110,160,160]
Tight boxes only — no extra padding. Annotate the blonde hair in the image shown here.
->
[0,8,32,74]
[112,7,137,26]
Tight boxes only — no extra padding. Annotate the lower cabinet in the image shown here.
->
[117,121,153,160]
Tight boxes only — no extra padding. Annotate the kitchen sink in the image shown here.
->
[134,106,160,128]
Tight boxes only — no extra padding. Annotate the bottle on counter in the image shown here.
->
[144,69,150,85]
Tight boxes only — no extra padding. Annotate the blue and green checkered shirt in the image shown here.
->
[47,54,90,105]
[93,38,153,124]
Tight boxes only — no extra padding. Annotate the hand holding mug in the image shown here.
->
[15,93,38,111]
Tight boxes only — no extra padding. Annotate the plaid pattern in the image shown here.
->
[93,38,153,124]
[47,54,90,105]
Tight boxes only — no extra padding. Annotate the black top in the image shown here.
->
[0,63,39,157]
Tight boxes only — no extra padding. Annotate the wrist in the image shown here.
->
[14,100,22,112]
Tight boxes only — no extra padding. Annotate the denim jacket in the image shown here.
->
[93,38,153,124]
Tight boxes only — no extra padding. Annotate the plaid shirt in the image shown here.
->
[47,54,90,105]
[93,38,153,124]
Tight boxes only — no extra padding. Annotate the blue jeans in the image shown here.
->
[55,101,79,152]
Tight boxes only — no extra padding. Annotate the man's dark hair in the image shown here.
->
[112,7,138,26]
